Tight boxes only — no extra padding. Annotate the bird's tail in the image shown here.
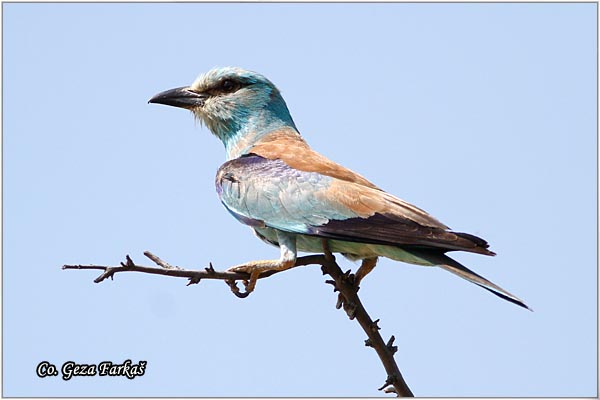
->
[413,251,531,311]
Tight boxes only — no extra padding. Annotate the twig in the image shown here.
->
[143,251,181,270]
[319,240,414,397]
[63,250,413,396]
[63,252,323,296]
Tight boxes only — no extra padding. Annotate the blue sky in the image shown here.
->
[3,2,597,397]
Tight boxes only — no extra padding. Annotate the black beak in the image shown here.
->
[148,86,208,109]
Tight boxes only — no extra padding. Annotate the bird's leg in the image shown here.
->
[226,231,297,294]
[354,257,378,287]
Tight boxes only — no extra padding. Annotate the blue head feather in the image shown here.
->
[189,67,298,159]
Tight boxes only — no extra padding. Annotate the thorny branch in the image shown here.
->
[318,240,413,396]
[63,251,324,298]
[63,249,414,396]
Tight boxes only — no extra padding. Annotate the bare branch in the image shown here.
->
[318,240,414,397]
[63,250,413,396]
[62,252,323,285]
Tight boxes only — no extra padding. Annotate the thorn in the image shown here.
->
[364,338,373,347]
[386,335,398,355]
[205,262,215,273]
[125,255,135,268]
[325,279,338,292]
[371,319,381,331]
[386,335,396,346]
[320,266,327,275]
[378,375,397,391]
[187,276,201,286]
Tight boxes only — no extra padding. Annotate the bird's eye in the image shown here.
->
[222,79,236,92]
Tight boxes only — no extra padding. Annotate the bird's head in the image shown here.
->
[149,67,297,159]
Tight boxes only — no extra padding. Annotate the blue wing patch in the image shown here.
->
[215,155,357,234]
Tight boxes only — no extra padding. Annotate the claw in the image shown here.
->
[225,279,251,298]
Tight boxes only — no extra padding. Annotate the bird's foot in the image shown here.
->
[227,265,261,294]
[227,259,295,294]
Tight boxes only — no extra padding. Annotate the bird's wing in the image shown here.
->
[248,127,382,190]
[216,153,494,255]
[249,128,452,230]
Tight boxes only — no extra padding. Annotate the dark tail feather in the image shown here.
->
[414,251,531,311]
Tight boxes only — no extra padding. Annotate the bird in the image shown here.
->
[149,66,529,310]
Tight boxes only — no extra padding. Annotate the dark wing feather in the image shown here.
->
[311,213,495,256]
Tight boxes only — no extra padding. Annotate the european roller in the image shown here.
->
[149,67,528,310]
